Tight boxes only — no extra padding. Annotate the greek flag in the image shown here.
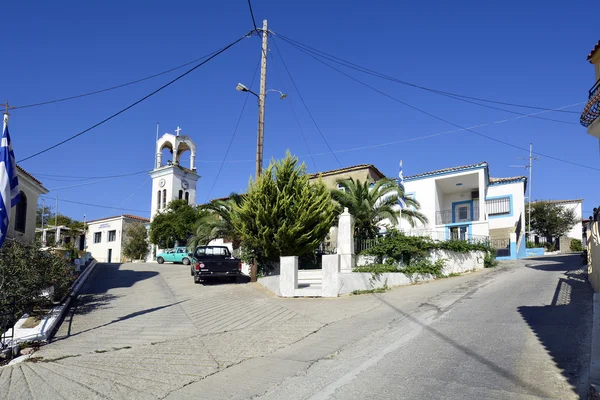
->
[398,160,406,209]
[0,117,19,247]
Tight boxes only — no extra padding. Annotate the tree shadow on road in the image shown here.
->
[517,255,593,398]
[82,263,159,294]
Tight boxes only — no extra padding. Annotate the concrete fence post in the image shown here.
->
[322,254,340,297]
[279,256,298,297]
[337,207,355,273]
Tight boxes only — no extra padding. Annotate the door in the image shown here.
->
[450,226,468,241]
[108,249,112,263]
[176,247,187,262]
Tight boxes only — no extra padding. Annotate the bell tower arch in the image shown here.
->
[150,127,199,221]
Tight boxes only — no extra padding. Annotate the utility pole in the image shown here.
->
[255,19,268,178]
[511,143,538,236]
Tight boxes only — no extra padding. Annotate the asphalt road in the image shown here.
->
[1,254,593,399]
[255,254,593,400]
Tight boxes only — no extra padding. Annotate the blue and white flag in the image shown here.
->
[398,160,406,209]
[0,117,20,247]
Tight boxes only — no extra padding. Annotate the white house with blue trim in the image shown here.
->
[392,162,527,260]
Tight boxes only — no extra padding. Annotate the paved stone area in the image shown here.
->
[0,255,592,399]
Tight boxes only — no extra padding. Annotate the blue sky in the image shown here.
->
[2,0,598,221]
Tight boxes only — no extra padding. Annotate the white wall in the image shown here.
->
[85,217,126,263]
[8,170,48,244]
[486,181,526,231]
[563,202,583,241]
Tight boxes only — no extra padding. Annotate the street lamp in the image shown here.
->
[235,82,287,180]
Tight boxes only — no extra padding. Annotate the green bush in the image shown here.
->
[354,259,446,278]
[544,242,555,252]
[353,264,400,274]
[484,252,498,268]
[570,239,584,252]
[526,241,536,248]
[0,241,75,331]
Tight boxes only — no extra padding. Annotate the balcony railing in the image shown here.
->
[581,78,600,128]
[590,78,600,100]
[435,206,480,225]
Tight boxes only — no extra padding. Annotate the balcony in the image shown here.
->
[581,78,600,130]
[436,206,480,225]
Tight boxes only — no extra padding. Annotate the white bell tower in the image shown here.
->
[150,127,199,221]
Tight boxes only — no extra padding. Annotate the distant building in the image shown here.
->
[527,199,584,250]
[9,165,48,244]
[85,215,150,263]
[309,164,385,190]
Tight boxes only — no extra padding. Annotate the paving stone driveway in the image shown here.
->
[0,262,381,399]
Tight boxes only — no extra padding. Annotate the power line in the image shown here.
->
[205,58,261,202]
[282,39,600,173]
[11,51,219,110]
[49,171,149,191]
[275,33,581,116]
[278,36,576,126]
[268,44,317,170]
[31,170,149,180]
[247,0,258,31]
[17,31,253,163]
[115,177,151,210]
[270,38,343,168]
[40,196,149,213]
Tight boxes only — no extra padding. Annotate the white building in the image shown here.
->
[9,166,49,244]
[527,199,583,247]
[85,214,150,263]
[392,162,527,260]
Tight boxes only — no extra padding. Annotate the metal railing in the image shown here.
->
[490,238,510,257]
[590,78,600,99]
[435,207,480,225]
[487,197,511,216]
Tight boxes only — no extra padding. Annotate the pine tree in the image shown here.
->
[233,152,335,266]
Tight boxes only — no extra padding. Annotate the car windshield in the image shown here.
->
[194,246,231,258]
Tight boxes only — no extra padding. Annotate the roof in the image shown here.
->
[309,164,386,180]
[404,162,488,180]
[489,176,527,185]
[529,199,584,206]
[16,165,45,187]
[86,214,150,224]
[588,40,600,62]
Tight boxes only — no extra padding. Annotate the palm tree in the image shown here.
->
[330,178,427,240]
[188,193,245,249]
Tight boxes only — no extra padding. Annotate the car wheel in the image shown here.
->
[182,257,190,265]
[157,257,164,264]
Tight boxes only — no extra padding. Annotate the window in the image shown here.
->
[162,189,167,209]
[194,246,231,258]
[14,191,26,233]
[157,190,161,210]
[458,206,468,220]
[177,248,186,253]
[487,197,511,216]
[185,191,189,202]
[93,232,102,243]
[336,183,346,192]
[108,230,116,242]
[178,190,183,200]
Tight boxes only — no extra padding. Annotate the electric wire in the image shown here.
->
[17,32,253,163]
[277,36,576,125]
[40,196,149,213]
[270,38,343,168]
[48,171,149,191]
[268,44,317,170]
[281,38,600,173]
[204,57,261,202]
[275,33,581,115]
[247,0,258,31]
[11,51,220,110]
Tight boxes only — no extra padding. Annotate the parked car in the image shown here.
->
[189,246,242,283]
[156,247,191,265]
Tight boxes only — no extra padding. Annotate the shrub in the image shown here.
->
[544,242,555,252]
[570,239,584,252]
[354,259,446,278]
[484,252,498,268]
[526,241,536,248]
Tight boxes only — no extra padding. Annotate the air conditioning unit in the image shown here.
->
[471,191,479,199]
